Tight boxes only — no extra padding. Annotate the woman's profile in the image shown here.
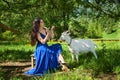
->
[24,18,69,76]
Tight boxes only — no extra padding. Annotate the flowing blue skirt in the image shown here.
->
[24,43,62,76]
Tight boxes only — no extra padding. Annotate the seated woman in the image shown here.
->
[24,18,69,76]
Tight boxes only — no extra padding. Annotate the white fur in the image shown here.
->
[60,31,97,62]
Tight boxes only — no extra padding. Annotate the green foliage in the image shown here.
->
[82,42,120,75]
[0,0,79,39]
[0,30,16,41]
[101,16,117,34]
[102,28,120,39]
[0,0,120,39]
[86,19,102,38]
[69,16,103,38]
[0,42,34,61]
[68,16,87,38]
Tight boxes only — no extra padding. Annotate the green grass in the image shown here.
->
[102,28,120,39]
[0,44,35,61]
[0,41,120,80]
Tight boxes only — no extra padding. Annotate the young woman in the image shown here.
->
[24,18,69,76]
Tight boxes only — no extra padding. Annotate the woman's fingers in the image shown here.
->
[46,28,49,32]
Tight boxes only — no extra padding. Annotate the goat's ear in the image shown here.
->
[66,30,70,33]
[65,30,71,35]
[67,32,70,35]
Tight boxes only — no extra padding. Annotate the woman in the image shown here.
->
[24,18,69,76]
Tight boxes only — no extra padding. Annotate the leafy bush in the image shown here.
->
[68,15,120,39]
[1,30,16,41]
[68,16,88,38]
[0,44,34,61]
[68,16,103,38]
[86,19,102,38]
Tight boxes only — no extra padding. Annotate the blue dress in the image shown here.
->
[24,33,62,76]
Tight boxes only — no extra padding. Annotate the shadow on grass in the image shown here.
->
[68,51,95,69]
[69,49,120,75]
[67,48,120,75]
[0,49,33,62]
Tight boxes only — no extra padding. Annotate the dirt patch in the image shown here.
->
[97,73,117,80]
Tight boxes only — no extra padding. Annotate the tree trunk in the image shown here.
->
[0,23,19,33]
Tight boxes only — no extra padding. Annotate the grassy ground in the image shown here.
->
[0,41,120,80]
[102,28,120,39]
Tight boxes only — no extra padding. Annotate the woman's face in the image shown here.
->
[40,19,44,28]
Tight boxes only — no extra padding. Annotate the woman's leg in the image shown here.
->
[58,54,65,63]
[58,54,70,71]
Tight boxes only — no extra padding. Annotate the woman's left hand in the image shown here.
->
[46,28,50,35]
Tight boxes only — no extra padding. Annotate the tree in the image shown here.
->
[0,0,120,39]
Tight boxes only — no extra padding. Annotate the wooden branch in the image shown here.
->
[0,23,20,34]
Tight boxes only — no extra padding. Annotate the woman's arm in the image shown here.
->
[37,32,49,44]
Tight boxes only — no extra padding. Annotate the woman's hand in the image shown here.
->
[46,28,51,40]
[46,28,50,35]
[37,30,49,44]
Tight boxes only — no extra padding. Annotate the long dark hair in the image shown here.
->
[31,18,42,46]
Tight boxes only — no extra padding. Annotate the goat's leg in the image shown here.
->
[58,54,66,63]
[71,53,74,62]
[68,47,75,61]
[75,54,79,62]
[75,51,79,62]
[75,52,79,62]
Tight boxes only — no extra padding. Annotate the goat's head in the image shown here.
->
[59,30,71,41]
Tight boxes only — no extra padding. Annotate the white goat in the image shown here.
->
[60,31,97,62]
